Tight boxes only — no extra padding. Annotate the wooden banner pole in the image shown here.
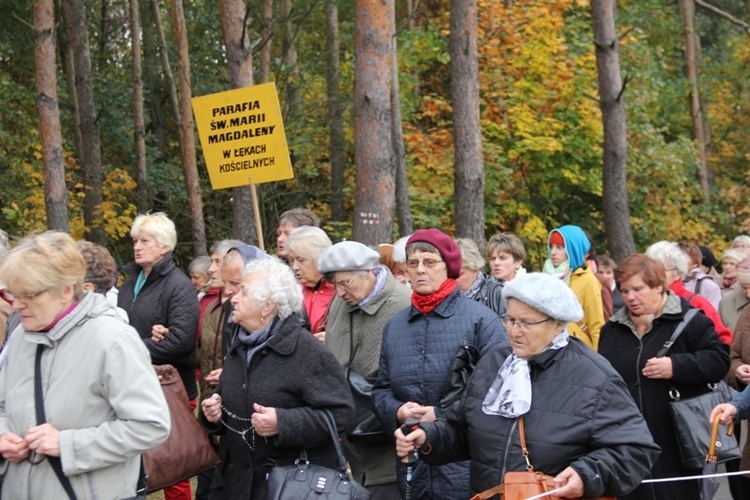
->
[249,177,265,251]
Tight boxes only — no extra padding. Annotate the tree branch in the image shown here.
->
[695,0,750,37]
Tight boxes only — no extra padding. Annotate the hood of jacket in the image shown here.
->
[548,225,590,271]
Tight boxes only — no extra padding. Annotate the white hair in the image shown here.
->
[130,212,177,251]
[645,241,688,275]
[732,235,750,249]
[285,226,332,261]
[243,257,303,319]
[210,239,246,256]
[392,235,411,263]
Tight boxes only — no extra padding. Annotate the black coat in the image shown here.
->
[419,338,660,499]
[599,293,730,500]
[473,277,505,317]
[118,252,200,399]
[203,315,355,500]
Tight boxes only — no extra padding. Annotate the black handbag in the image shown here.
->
[265,410,371,500]
[439,340,480,409]
[658,309,741,470]
[345,315,390,444]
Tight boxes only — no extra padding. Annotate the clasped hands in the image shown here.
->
[0,424,60,463]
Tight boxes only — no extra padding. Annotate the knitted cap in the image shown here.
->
[722,249,746,264]
[407,229,462,279]
[228,245,267,263]
[317,241,380,273]
[503,272,583,323]
[738,268,750,287]
[549,231,565,247]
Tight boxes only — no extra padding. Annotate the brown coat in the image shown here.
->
[727,306,750,469]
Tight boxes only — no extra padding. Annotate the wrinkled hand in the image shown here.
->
[394,427,426,458]
[313,330,326,343]
[0,432,30,463]
[151,324,169,342]
[419,406,436,423]
[204,369,222,387]
[25,424,60,458]
[736,364,750,384]
[642,356,673,379]
[202,394,223,423]
[396,402,430,425]
[251,403,278,437]
[709,404,738,426]
[553,467,585,498]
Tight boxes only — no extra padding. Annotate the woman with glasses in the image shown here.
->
[372,228,507,500]
[395,272,659,499]
[0,231,170,499]
[599,254,729,500]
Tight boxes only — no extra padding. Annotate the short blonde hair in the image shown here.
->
[131,212,177,251]
[455,238,485,271]
[285,226,332,261]
[0,231,86,300]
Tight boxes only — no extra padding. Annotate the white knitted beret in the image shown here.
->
[317,241,380,273]
[503,272,583,323]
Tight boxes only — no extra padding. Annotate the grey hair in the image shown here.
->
[645,241,688,275]
[285,226,332,261]
[455,238,485,271]
[130,212,177,251]
[210,239,246,256]
[732,235,750,249]
[243,257,303,319]
[188,255,212,277]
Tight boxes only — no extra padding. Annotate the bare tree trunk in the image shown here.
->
[679,0,710,204]
[169,0,207,256]
[259,0,273,85]
[129,0,148,213]
[592,0,635,262]
[280,0,301,124]
[352,0,395,245]
[98,0,109,68]
[55,0,82,159]
[391,27,413,236]
[151,0,180,125]
[451,0,484,249]
[35,0,69,232]
[326,0,346,222]
[141,0,167,160]
[220,0,258,245]
[405,0,419,97]
[62,0,105,243]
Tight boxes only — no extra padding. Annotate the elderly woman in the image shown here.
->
[0,232,170,498]
[721,249,746,295]
[455,238,505,316]
[487,232,525,283]
[372,228,507,500]
[117,212,199,500]
[200,257,354,499]
[396,272,659,499]
[285,226,334,338]
[599,254,729,500]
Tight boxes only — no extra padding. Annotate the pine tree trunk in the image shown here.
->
[352,0,395,245]
[259,0,273,85]
[391,29,413,236]
[55,0,82,160]
[129,0,148,214]
[451,0,484,249]
[326,0,346,222]
[35,0,69,232]
[141,0,168,161]
[592,0,635,262]
[169,0,207,256]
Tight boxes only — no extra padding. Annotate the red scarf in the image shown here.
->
[411,279,457,314]
[723,277,736,289]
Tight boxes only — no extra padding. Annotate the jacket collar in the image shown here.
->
[24,292,115,347]
[124,252,176,280]
[344,269,400,316]
[608,290,683,335]
[228,314,301,357]
[407,288,461,321]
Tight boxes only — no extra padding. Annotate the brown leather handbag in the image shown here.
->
[470,417,615,500]
[142,364,219,493]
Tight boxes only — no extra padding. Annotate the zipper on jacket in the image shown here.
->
[500,418,519,478]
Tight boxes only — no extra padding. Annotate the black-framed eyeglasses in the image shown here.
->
[333,273,360,291]
[500,314,553,332]
[406,259,444,269]
[2,289,49,303]
[27,450,46,465]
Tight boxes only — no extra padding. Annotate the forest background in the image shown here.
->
[1,0,749,271]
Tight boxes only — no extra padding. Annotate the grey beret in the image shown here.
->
[503,272,583,323]
[317,241,380,273]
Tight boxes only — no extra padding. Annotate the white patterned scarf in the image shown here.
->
[482,330,570,417]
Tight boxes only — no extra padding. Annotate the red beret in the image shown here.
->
[407,229,462,279]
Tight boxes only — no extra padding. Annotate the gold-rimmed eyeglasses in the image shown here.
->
[500,314,553,332]
[333,274,360,291]
[2,289,49,303]
[405,259,444,269]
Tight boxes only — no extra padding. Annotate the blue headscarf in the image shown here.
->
[548,225,590,271]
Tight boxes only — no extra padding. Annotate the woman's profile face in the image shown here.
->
[550,244,567,267]
[230,275,270,332]
[288,250,322,288]
[505,298,559,359]
[619,274,664,317]
[133,232,169,270]
[406,250,449,295]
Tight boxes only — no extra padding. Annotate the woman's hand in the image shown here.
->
[394,427,426,458]
[553,467,585,498]
[25,424,60,457]
[151,324,169,342]
[313,330,326,343]
[0,432,30,462]
[642,356,673,379]
[204,369,222,387]
[202,394,223,423]
[736,364,750,384]
[252,403,278,437]
[397,402,430,424]
[709,403,738,426]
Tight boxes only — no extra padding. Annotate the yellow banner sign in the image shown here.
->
[192,82,293,189]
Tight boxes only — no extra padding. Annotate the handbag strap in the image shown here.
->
[320,409,349,473]
[518,416,534,471]
[35,345,78,500]
[656,308,699,357]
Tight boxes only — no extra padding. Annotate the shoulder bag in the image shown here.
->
[142,364,219,492]
[439,339,480,409]
[658,309,741,469]
[470,416,615,500]
[266,409,371,500]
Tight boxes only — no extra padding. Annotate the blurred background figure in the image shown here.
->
[720,258,750,332]
[188,255,212,296]
[598,255,624,315]
[77,241,128,322]
[285,226,334,340]
[721,249,746,296]
[679,241,722,310]
[699,245,722,285]
[487,232,525,284]
[275,207,320,260]
[455,238,505,316]
[0,231,170,498]
[0,229,12,347]
[117,212,199,500]
[731,235,750,256]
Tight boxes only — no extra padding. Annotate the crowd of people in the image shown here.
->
[1,214,750,500]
